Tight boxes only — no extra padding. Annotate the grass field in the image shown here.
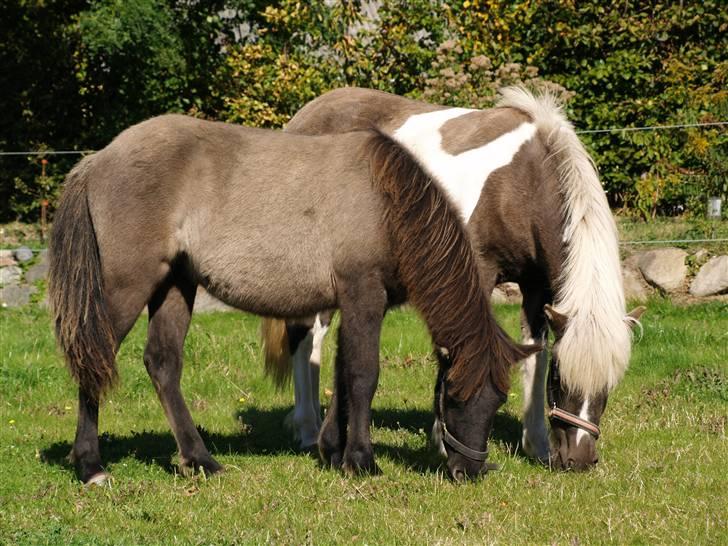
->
[0,300,726,545]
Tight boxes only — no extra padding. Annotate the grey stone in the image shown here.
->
[491,286,507,304]
[492,282,522,304]
[692,248,710,263]
[25,260,49,283]
[0,250,13,259]
[13,246,34,263]
[1,284,37,307]
[690,255,728,297]
[622,265,650,302]
[194,287,234,312]
[637,248,688,292]
[0,266,22,285]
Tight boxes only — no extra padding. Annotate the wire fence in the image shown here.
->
[3,237,728,254]
[0,120,726,156]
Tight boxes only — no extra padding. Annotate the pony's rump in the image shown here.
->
[48,155,117,401]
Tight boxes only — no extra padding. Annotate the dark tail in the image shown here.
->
[48,155,117,401]
[366,132,540,400]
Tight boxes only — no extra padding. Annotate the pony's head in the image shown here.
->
[432,343,540,481]
[544,304,645,471]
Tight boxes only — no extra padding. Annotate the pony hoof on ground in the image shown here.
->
[319,449,343,469]
[521,435,550,465]
[342,452,380,476]
[84,471,111,487]
[299,442,318,456]
[179,457,224,478]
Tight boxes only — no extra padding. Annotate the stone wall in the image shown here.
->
[2,246,727,310]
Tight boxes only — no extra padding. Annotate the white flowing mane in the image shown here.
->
[497,87,631,396]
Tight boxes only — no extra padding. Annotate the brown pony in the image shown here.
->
[49,115,538,484]
[262,87,644,470]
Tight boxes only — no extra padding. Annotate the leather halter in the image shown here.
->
[438,377,490,462]
[547,360,601,439]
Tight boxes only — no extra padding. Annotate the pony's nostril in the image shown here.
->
[592,456,599,465]
[452,468,466,482]
[566,458,575,469]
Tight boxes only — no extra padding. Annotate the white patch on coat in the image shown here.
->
[575,398,591,447]
[393,109,537,222]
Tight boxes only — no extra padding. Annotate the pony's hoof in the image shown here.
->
[319,448,343,469]
[521,433,550,464]
[84,471,111,487]
[342,450,380,476]
[180,456,224,478]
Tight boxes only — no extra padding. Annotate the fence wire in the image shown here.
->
[1,120,726,156]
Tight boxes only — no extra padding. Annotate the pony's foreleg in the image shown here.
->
[320,275,386,475]
[143,274,222,476]
[520,287,550,463]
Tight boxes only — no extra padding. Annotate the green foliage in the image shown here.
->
[1,0,726,221]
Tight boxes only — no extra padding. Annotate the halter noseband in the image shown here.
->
[438,377,490,462]
[547,360,601,439]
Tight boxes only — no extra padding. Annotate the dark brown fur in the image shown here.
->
[367,133,534,399]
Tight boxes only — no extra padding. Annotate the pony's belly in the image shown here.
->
[193,247,337,317]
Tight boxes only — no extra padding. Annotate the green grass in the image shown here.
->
[1,301,726,545]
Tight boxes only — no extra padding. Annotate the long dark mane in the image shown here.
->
[366,131,532,400]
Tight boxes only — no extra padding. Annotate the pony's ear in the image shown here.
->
[544,304,568,338]
[624,305,647,337]
[625,305,646,330]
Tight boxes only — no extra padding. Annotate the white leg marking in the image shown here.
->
[393,110,537,222]
[431,418,447,458]
[575,398,591,447]
[309,315,329,428]
[521,338,550,461]
[290,332,318,448]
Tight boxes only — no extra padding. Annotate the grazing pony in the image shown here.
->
[49,115,539,484]
[262,87,643,470]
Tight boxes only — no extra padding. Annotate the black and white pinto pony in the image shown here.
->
[48,115,539,484]
[263,87,644,470]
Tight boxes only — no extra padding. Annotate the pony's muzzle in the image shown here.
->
[446,458,499,482]
[550,427,599,471]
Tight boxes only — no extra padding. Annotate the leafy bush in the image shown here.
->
[1,0,725,221]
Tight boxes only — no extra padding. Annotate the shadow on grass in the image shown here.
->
[372,408,529,474]
[41,405,532,478]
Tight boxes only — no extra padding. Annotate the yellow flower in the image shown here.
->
[8,419,15,425]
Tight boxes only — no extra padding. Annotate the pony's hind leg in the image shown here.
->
[519,283,550,463]
[286,314,330,450]
[143,270,222,476]
[319,274,386,474]
[71,285,151,484]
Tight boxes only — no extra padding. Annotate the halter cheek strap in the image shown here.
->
[547,360,601,439]
[548,406,601,439]
[438,378,490,462]
[440,421,490,461]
